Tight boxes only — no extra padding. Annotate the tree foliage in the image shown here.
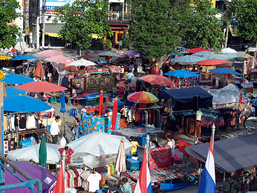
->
[0,0,21,49]
[54,0,113,50]
[184,0,223,49]
[128,0,191,63]
[227,0,257,44]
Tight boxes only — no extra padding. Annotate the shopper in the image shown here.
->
[50,116,61,144]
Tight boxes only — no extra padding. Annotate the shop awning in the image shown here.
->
[45,32,61,38]
[185,134,257,172]
[160,87,213,111]
[45,24,63,38]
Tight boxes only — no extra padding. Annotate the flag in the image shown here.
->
[198,134,216,193]
[134,148,153,193]
[52,161,65,193]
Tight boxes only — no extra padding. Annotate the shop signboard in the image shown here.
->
[42,0,74,14]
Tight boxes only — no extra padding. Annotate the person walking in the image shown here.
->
[50,116,61,144]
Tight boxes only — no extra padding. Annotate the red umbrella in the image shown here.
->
[99,90,104,116]
[35,50,63,58]
[139,75,174,86]
[112,98,118,131]
[45,55,74,64]
[33,61,45,78]
[187,48,210,53]
[196,58,231,66]
[15,81,67,93]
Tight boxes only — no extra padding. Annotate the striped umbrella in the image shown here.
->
[127,91,159,103]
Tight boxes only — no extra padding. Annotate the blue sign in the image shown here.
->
[43,0,71,3]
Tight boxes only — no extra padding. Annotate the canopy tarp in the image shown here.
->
[185,134,257,172]
[160,87,213,111]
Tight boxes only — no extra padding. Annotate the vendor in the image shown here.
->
[130,137,141,155]
[116,177,132,193]
[167,135,175,165]
[149,140,160,149]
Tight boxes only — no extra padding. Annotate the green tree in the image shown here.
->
[0,0,21,49]
[127,0,191,66]
[227,0,257,46]
[54,0,113,55]
[184,0,223,49]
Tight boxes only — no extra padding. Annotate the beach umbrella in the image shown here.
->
[192,51,212,57]
[6,87,26,96]
[122,50,144,58]
[115,139,126,172]
[35,50,63,58]
[78,54,97,59]
[203,54,227,60]
[221,48,237,53]
[171,53,183,56]
[209,68,242,76]
[0,74,34,85]
[45,55,74,64]
[7,143,61,164]
[112,98,118,131]
[139,75,173,86]
[15,81,67,93]
[4,95,51,112]
[99,90,104,116]
[0,56,12,60]
[127,92,159,103]
[68,132,133,168]
[170,55,204,65]
[39,136,47,168]
[5,161,56,193]
[33,61,45,78]
[196,58,232,66]
[67,58,96,67]
[10,54,40,61]
[186,48,210,53]
[165,70,200,78]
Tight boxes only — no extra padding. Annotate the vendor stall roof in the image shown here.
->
[161,87,213,111]
[185,134,257,173]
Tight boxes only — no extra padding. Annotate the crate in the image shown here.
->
[135,136,151,146]
[126,158,143,171]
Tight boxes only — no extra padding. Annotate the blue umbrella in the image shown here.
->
[9,54,40,61]
[0,74,34,85]
[165,70,200,78]
[4,95,51,112]
[209,68,242,76]
[192,51,212,57]
[170,55,204,65]
[171,53,183,56]
[6,87,26,96]
[60,91,66,113]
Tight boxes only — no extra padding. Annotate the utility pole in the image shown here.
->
[225,23,229,48]
[41,0,47,49]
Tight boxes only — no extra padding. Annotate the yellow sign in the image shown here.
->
[0,70,5,81]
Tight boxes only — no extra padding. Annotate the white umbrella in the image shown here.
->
[68,132,133,168]
[221,48,237,53]
[67,59,97,67]
[7,143,61,164]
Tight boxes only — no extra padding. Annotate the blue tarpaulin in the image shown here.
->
[160,87,213,111]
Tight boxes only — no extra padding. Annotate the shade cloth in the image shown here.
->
[0,74,34,85]
[15,81,67,92]
[160,87,213,111]
[5,161,56,193]
[10,55,40,61]
[4,95,51,112]
[185,134,257,172]
[209,68,242,75]
[196,58,231,66]
[35,50,63,58]
[164,70,199,78]
[186,48,210,53]
[6,87,26,96]
[139,75,173,86]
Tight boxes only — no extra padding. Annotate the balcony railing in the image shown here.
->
[108,12,130,22]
